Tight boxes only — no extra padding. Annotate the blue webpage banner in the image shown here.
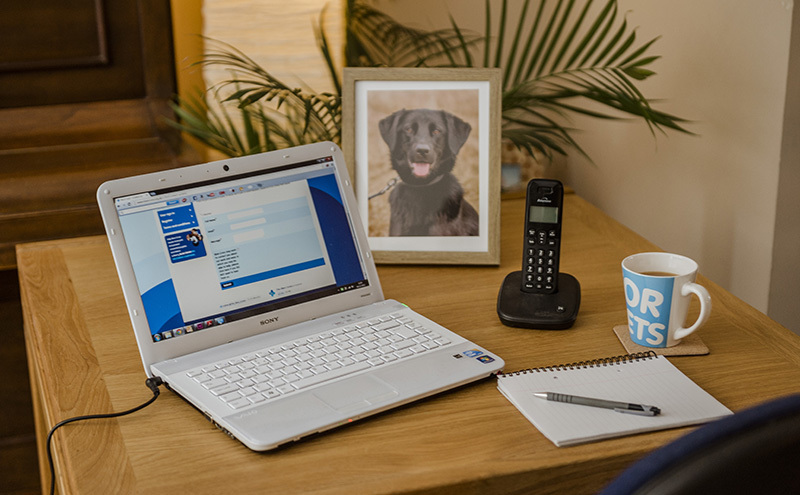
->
[158,205,207,263]
[220,257,325,289]
[165,230,207,263]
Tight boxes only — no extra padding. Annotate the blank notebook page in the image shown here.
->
[497,354,732,447]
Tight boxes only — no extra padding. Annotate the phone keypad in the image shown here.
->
[524,228,559,291]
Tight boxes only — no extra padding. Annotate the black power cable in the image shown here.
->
[45,376,164,495]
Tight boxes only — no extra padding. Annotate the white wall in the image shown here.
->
[371,0,794,322]
[770,2,800,334]
[561,1,792,314]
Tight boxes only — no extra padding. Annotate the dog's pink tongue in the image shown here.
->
[412,162,430,177]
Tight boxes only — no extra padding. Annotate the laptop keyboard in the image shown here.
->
[186,311,453,410]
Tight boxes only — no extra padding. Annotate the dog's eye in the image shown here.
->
[404,127,414,135]
[431,128,441,136]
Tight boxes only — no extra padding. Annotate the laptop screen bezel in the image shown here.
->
[97,142,384,375]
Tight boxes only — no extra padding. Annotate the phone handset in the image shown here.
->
[521,179,564,294]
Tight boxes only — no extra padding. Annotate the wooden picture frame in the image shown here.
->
[342,67,501,265]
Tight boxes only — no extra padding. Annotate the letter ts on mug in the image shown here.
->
[621,253,711,348]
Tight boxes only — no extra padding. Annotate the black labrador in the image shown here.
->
[378,108,479,236]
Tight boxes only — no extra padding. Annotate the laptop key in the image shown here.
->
[276,384,295,394]
[371,320,400,332]
[254,383,272,393]
[248,394,267,404]
[263,390,280,399]
[203,378,227,389]
[211,383,239,396]
[194,374,213,384]
[227,397,251,409]
[393,326,418,340]
[393,349,413,359]
[239,386,257,396]
[221,391,242,402]
[391,340,414,351]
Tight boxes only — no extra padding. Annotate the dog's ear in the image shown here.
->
[378,110,406,150]
[442,111,472,156]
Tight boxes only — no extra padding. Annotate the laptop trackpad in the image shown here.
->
[313,375,398,413]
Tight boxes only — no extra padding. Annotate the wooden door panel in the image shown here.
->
[0,0,146,108]
[0,0,107,70]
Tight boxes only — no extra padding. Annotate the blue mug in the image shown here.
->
[622,253,712,348]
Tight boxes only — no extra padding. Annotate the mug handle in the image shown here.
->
[673,282,712,340]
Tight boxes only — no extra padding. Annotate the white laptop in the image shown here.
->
[96,141,504,451]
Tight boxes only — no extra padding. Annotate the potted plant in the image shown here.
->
[170,0,688,168]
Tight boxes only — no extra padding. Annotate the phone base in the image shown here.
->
[497,271,581,330]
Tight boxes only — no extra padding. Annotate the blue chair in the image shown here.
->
[599,394,800,495]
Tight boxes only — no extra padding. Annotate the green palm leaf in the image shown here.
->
[471,0,692,157]
[168,0,689,160]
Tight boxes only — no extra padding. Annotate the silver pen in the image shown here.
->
[534,392,661,416]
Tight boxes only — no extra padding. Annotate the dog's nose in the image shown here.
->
[414,145,430,158]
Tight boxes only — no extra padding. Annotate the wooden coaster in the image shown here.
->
[613,325,709,356]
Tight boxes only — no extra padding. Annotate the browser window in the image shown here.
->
[114,158,368,342]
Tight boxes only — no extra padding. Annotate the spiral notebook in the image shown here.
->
[497,352,732,447]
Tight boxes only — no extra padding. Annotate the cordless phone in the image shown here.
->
[497,178,579,330]
[521,179,563,294]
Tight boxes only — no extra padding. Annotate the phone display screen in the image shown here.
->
[529,205,559,224]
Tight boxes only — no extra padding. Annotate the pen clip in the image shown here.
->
[614,407,659,416]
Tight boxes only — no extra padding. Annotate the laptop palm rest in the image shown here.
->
[313,376,398,412]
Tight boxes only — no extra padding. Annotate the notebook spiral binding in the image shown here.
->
[498,351,657,378]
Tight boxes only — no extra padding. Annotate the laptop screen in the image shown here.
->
[113,156,368,343]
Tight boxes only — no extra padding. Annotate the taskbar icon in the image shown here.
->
[152,316,226,342]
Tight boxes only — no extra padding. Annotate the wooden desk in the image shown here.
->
[19,194,800,494]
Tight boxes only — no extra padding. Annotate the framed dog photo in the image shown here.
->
[342,67,501,265]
